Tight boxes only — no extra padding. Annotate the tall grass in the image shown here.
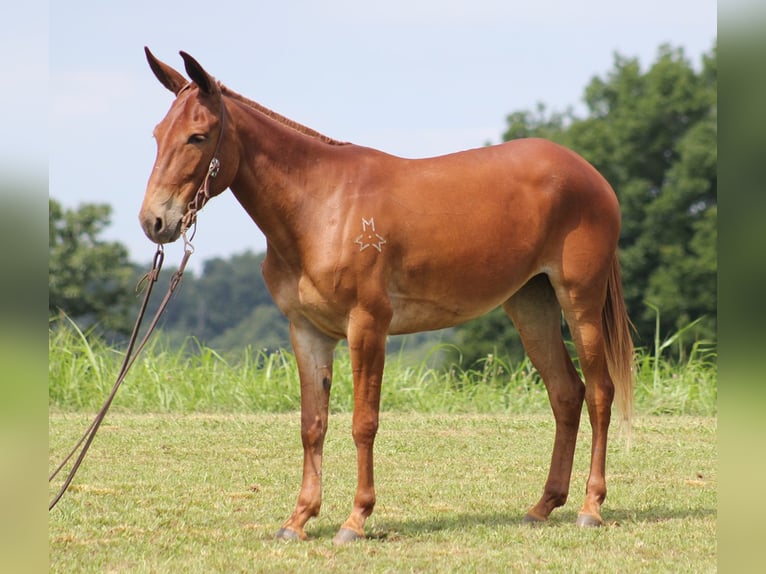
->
[49,317,716,416]
[633,306,717,415]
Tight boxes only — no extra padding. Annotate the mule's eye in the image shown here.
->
[187,134,207,144]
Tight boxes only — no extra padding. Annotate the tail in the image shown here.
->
[602,253,635,430]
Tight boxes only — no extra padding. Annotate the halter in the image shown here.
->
[180,86,228,236]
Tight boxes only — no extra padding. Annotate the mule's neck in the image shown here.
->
[225,96,352,264]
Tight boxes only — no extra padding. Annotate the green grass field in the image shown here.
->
[49,323,717,571]
[49,413,716,573]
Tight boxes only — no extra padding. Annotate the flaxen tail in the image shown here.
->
[602,253,635,431]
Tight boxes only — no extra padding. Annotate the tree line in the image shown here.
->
[49,43,717,366]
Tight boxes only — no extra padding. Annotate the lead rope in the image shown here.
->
[55,234,196,510]
[49,244,164,507]
[48,234,200,511]
[49,103,225,510]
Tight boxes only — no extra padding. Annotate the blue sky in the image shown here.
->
[42,1,716,270]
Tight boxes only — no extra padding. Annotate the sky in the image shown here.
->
[41,1,716,271]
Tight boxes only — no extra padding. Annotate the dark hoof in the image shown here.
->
[575,513,603,527]
[521,513,546,526]
[332,527,363,546]
[275,527,302,541]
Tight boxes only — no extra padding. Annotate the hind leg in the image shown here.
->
[556,282,615,527]
[504,275,585,523]
[563,307,615,527]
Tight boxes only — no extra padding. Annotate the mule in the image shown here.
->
[139,48,634,544]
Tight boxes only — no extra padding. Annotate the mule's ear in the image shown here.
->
[145,47,188,95]
[179,51,220,96]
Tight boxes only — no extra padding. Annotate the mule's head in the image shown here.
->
[140,48,233,244]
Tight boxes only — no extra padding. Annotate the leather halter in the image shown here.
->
[180,86,228,235]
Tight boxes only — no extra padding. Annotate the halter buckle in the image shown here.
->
[208,157,221,178]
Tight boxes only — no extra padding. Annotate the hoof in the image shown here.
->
[332,527,363,546]
[575,513,603,528]
[275,527,303,541]
[521,512,546,526]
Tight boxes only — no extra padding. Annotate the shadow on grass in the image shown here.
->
[296,505,716,542]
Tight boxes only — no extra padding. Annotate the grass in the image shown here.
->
[48,413,716,573]
[48,318,717,416]
[48,320,717,571]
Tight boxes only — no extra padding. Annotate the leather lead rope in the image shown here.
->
[49,95,227,511]
[49,245,166,509]
[49,225,197,511]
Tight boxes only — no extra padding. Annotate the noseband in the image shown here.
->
[180,86,228,234]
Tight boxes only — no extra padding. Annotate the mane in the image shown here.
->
[219,84,349,146]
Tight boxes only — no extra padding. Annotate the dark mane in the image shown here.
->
[220,84,349,146]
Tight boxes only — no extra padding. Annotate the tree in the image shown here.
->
[502,102,570,142]
[49,199,136,335]
[572,44,717,344]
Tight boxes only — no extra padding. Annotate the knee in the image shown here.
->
[301,414,327,448]
[351,413,379,445]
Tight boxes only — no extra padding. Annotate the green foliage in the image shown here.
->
[634,306,717,415]
[49,199,136,335]
[49,316,300,413]
[459,43,717,359]
[503,102,572,141]
[580,44,717,344]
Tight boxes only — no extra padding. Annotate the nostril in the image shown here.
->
[153,217,163,234]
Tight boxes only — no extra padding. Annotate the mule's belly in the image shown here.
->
[386,262,538,335]
[387,294,501,334]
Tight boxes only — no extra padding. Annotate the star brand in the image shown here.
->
[354,217,387,253]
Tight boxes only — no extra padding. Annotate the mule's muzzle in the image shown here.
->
[140,210,183,244]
